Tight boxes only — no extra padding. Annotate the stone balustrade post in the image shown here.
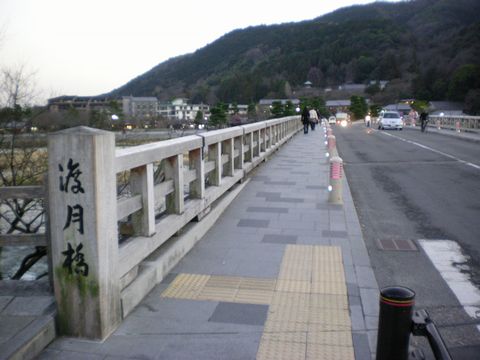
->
[47,127,120,340]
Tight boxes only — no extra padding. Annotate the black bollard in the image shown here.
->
[376,286,415,360]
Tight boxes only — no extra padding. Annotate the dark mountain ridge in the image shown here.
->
[110,0,480,105]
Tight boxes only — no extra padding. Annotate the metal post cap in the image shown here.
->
[380,286,415,307]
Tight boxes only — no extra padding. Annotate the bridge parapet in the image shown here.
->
[429,115,480,132]
[46,116,300,339]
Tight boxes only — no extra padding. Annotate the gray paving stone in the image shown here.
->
[2,296,54,316]
[269,220,316,231]
[237,219,269,228]
[36,349,104,360]
[209,302,268,326]
[265,196,304,203]
[297,235,330,246]
[352,248,373,266]
[160,273,177,285]
[347,283,360,297]
[367,329,378,358]
[306,185,327,190]
[246,206,288,214]
[234,259,281,278]
[121,298,217,324]
[262,234,297,244]
[251,176,270,181]
[0,315,34,342]
[256,191,281,198]
[0,296,12,313]
[344,265,356,284]
[352,332,372,360]
[322,230,348,238]
[264,181,296,186]
[278,213,302,221]
[365,315,379,331]
[348,295,362,306]
[360,288,380,317]
[226,247,284,264]
[350,304,366,331]
[355,266,378,289]
[317,203,343,211]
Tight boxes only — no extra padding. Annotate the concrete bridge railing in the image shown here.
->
[429,115,480,132]
[45,116,301,339]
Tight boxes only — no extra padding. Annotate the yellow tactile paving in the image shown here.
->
[205,275,242,288]
[309,294,349,310]
[197,286,238,302]
[263,319,309,333]
[308,322,352,333]
[311,281,348,295]
[270,292,310,309]
[306,344,355,360]
[159,245,355,360]
[308,308,352,327]
[275,279,311,293]
[240,277,277,291]
[313,246,343,262]
[257,340,306,360]
[160,273,210,299]
[261,331,307,344]
[312,268,346,283]
[307,330,353,347]
[235,289,273,305]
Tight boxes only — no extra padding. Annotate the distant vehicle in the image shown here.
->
[328,116,336,125]
[378,111,403,130]
[335,112,350,125]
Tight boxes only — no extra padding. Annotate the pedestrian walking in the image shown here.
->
[365,114,371,128]
[301,107,310,134]
[309,108,319,131]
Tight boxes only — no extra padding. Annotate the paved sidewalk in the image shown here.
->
[38,125,380,359]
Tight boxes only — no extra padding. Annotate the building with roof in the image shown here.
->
[383,103,412,115]
[428,101,465,116]
[326,100,351,114]
[47,96,118,112]
[122,96,158,119]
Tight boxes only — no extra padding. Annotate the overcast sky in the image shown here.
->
[1,0,397,103]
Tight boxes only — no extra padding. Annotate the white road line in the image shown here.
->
[379,131,480,170]
[419,239,480,324]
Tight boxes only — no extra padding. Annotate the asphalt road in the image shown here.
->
[333,122,480,359]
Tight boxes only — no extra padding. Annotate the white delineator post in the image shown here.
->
[328,156,344,205]
[327,134,338,158]
[48,127,121,340]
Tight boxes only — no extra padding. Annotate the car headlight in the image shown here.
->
[340,120,348,127]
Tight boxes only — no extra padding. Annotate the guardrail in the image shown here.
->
[429,115,480,132]
[46,116,301,339]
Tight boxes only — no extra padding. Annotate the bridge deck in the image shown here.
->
[39,127,379,359]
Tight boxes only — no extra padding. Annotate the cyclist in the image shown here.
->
[420,111,429,132]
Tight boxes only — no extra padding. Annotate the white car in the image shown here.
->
[328,116,336,125]
[378,111,403,130]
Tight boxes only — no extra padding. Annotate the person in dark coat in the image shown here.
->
[301,107,310,134]
[420,111,429,132]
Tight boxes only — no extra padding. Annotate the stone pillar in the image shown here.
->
[48,126,120,340]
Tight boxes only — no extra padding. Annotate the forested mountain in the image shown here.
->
[110,0,480,107]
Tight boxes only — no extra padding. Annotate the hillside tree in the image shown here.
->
[0,62,48,280]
